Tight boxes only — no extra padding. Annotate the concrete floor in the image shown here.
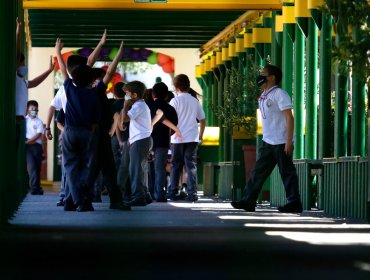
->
[1,192,370,279]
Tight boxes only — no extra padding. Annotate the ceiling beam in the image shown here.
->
[199,10,268,56]
[23,0,282,10]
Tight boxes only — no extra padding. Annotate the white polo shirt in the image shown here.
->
[25,115,44,145]
[169,92,205,144]
[15,75,29,116]
[258,86,293,145]
[127,99,152,144]
[51,86,67,112]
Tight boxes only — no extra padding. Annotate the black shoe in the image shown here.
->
[77,202,94,212]
[129,199,147,206]
[278,201,303,213]
[185,194,198,202]
[64,197,77,211]
[156,197,167,202]
[145,193,153,205]
[30,188,44,195]
[56,198,65,207]
[93,196,102,203]
[231,201,256,212]
[168,194,179,201]
[178,190,187,200]
[110,201,131,211]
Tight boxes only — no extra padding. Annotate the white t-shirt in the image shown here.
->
[127,99,152,144]
[169,92,205,144]
[15,75,29,116]
[51,86,67,112]
[258,86,293,145]
[25,115,44,145]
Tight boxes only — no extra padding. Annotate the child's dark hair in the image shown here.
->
[71,64,95,88]
[152,82,168,100]
[27,100,38,108]
[114,82,125,99]
[67,55,88,75]
[264,64,283,85]
[173,74,190,92]
[124,81,146,98]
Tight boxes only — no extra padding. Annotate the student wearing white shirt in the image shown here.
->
[25,100,45,195]
[231,64,303,213]
[168,74,206,202]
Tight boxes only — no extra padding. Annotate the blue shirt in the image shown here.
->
[64,78,103,129]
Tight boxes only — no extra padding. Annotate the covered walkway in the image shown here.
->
[1,190,370,279]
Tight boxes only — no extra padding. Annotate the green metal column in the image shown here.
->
[282,1,295,96]
[222,45,232,161]
[305,18,318,159]
[263,12,272,64]
[334,21,349,157]
[282,24,294,96]
[293,25,305,159]
[318,12,333,159]
[206,71,214,126]
[0,0,17,224]
[271,11,283,68]
[217,57,226,162]
[351,26,366,156]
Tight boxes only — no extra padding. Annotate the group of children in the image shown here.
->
[41,30,205,212]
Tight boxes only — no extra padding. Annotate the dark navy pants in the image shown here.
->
[242,141,301,205]
[26,143,42,192]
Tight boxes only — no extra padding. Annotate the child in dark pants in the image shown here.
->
[25,100,44,195]
[55,37,124,211]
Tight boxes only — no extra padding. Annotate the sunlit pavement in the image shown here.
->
[1,192,370,279]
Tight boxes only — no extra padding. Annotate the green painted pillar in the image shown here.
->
[263,13,272,64]
[211,68,219,127]
[334,23,349,157]
[271,11,283,68]
[206,71,214,126]
[351,26,366,156]
[217,62,226,162]
[305,18,318,159]
[318,13,333,159]
[293,25,305,159]
[0,0,17,223]
[223,59,232,161]
[282,24,294,97]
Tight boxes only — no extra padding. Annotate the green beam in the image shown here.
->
[293,25,305,159]
[318,13,333,159]
[0,0,17,224]
[271,11,282,68]
[334,23,349,157]
[351,26,366,156]
[217,64,226,162]
[305,18,318,159]
[282,24,294,97]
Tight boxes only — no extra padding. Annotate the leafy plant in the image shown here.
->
[321,0,370,87]
[215,55,261,133]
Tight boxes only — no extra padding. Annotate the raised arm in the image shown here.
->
[55,38,68,81]
[28,56,55,88]
[16,18,22,65]
[87,29,107,67]
[103,41,124,85]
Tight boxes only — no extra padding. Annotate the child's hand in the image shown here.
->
[55,38,63,53]
[49,56,56,71]
[99,29,107,45]
[16,18,22,35]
